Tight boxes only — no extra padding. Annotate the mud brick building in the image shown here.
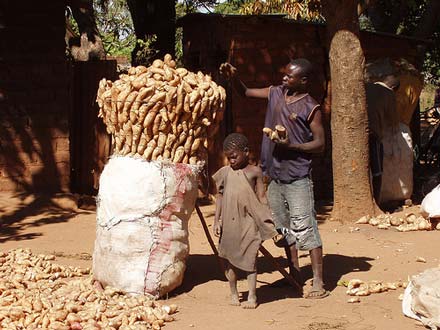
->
[0,1,71,192]
[0,1,115,194]
[179,14,424,199]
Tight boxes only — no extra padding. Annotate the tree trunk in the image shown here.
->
[127,0,176,65]
[68,0,106,61]
[322,0,379,222]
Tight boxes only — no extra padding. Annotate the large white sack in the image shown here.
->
[402,267,440,329]
[380,123,413,203]
[93,156,199,298]
[421,184,440,218]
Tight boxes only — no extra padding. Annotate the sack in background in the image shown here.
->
[380,123,413,203]
[402,267,440,329]
[421,184,440,219]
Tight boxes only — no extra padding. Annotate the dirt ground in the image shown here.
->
[1,192,437,330]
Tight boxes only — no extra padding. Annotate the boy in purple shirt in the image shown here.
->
[220,58,328,299]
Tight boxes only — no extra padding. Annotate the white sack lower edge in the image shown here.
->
[93,156,200,298]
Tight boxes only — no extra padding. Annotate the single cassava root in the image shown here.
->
[97,54,226,165]
[0,249,177,329]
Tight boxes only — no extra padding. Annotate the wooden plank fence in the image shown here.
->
[70,60,117,195]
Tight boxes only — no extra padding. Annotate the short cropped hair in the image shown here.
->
[289,58,313,78]
[223,133,249,152]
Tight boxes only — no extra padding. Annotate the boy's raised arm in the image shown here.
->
[219,62,270,99]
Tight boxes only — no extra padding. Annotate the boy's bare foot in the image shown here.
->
[242,299,257,309]
[230,294,241,306]
[304,281,329,299]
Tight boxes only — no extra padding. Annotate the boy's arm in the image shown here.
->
[254,166,269,205]
[220,62,270,99]
[213,193,223,237]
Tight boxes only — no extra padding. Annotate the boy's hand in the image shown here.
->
[213,221,222,237]
[219,63,237,80]
[273,136,289,146]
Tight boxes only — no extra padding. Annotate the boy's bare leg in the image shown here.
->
[242,271,257,309]
[308,246,325,297]
[225,264,240,306]
[285,244,303,285]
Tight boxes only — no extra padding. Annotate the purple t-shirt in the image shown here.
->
[261,85,320,181]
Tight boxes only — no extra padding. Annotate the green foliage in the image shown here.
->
[174,2,191,66]
[423,45,440,85]
[397,1,440,85]
[65,9,79,60]
[236,0,323,21]
[74,0,440,82]
[134,36,159,65]
[420,82,436,111]
[361,0,440,84]
[214,0,247,14]
[93,0,136,58]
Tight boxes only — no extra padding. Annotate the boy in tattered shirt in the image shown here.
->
[213,133,278,309]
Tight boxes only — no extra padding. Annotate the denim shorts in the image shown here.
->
[267,177,322,251]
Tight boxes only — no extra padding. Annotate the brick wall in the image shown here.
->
[0,1,71,192]
[180,14,422,200]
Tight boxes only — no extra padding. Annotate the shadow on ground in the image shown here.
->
[0,193,90,243]
[301,254,374,291]
[171,252,374,304]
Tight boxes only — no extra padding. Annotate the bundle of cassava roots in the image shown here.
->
[96,54,226,164]
[0,249,177,330]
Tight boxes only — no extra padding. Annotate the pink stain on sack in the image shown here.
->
[144,164,195,296]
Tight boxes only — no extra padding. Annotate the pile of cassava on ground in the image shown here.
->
[0,249,177,330]
[96,54,226,164]
[355,213,434,231]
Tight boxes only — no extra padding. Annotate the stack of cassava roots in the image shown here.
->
[96,54,226,164]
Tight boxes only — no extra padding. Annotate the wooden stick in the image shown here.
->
[195,203,219,256]
[195,203,224,272]
[259,245,303,294]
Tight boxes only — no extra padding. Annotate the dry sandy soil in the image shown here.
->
[1,192,438,330]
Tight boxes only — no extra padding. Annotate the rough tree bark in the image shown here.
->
[67,0,106,61]
[127,0,176,65]
[322,0,379,222]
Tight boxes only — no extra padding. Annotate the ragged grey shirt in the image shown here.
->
[261,85,320,181]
